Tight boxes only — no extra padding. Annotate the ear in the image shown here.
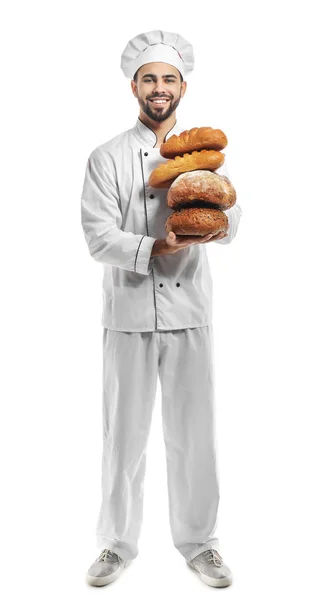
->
[180,81,187,98]
[131,80,137,97]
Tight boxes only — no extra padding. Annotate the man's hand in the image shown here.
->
[166,230,228,252]
[197,231,229,243]
[151,230,229,257]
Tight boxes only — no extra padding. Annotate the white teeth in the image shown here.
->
[152,99,168,103]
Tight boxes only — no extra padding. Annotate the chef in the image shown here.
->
[82,30,242,588]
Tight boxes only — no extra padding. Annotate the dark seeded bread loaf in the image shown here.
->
[165,207,229,236]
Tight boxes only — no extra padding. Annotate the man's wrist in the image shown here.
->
[151,239,172,256]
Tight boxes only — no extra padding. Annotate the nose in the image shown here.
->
[152,81,169,95]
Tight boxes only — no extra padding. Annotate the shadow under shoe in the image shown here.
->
[86,548,131,586]
[186,548,233,587]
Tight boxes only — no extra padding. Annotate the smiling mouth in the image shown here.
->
[149,98,170,105]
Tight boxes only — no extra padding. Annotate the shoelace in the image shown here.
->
[203,549,223,566]
[97,548,116,562]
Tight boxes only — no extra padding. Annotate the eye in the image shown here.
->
[143,78,175,83]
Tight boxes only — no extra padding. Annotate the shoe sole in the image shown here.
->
[186,560,233,587]
[86,559,131,586]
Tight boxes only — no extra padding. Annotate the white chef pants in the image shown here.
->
[96,325,221,562]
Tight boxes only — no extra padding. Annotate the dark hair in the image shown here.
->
[133,67,183,84]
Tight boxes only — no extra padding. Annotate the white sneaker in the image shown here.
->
[86,548,131,586]
[186,548,233,587]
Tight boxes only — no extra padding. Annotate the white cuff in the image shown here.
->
[135,235,157,275]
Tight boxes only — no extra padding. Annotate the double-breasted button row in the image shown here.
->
[144,150,180,289]
[159,283,181,287]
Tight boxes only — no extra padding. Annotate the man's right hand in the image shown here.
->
[165,230,228,253]
[151,230,228,257]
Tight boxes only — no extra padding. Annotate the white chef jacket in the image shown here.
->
[81,117,243,331]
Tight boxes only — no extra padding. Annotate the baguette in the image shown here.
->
[148,149,225,188]
[160,127,228,158]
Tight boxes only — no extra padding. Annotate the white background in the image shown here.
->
[1,0,318,597]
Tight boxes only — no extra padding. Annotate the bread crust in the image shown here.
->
[160,127,228,158]
[165,207,228,236]
[148,150,225,188]
[167,170,236,210]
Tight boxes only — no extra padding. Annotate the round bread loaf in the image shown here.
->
[165,207,229,236]
[160,127,228,158]
[167,170,236,210]
[148,149,225,188]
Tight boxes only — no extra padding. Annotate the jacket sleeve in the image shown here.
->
[213,156,243,245]
[81,147,157,275]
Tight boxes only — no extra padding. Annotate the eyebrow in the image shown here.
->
[141,73,178,79]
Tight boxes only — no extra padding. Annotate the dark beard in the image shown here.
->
[138,93,181,122]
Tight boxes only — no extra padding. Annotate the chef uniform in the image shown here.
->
[81,30,243,563]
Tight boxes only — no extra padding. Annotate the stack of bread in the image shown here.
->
[148,127,237,237]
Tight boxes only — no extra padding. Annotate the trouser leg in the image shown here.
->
[96,328,159,562]
[158,325,220,562]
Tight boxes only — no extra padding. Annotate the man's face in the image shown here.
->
[131,62,187,123]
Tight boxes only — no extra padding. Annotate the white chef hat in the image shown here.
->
[120,30,194,80]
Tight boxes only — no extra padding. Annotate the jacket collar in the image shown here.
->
[132,116,182,147]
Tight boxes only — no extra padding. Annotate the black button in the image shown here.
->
[159,283,163,287]
[149,194,154,199]
[176,282,180,287]
[144,152,148,156]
